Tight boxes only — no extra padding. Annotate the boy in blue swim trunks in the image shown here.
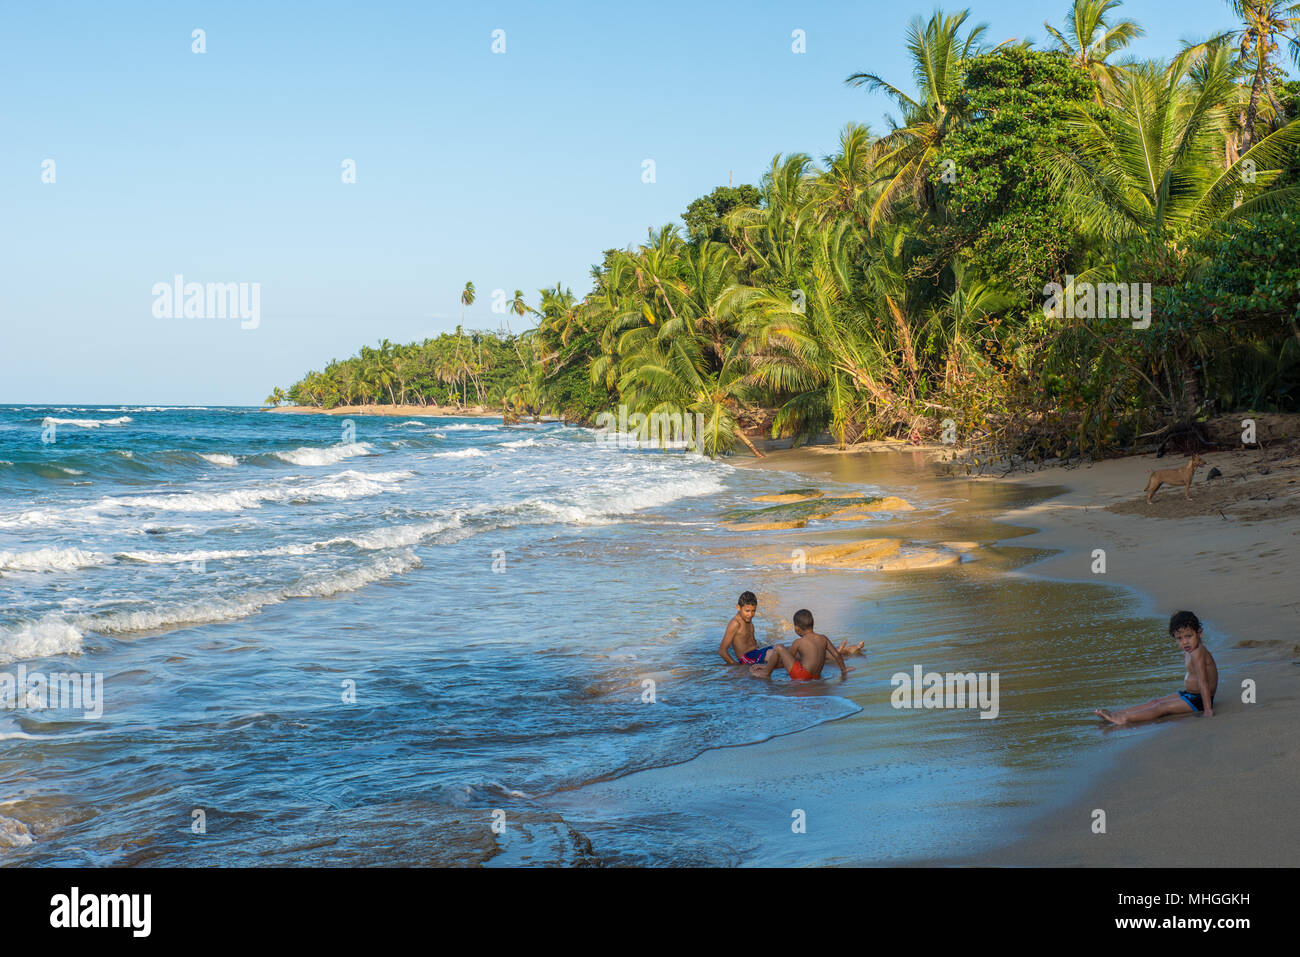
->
[1096,610,1218,725]
[719,592,771,665]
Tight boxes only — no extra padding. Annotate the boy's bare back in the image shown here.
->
[747,608,857,680]
[792,630,833,678]
[1185,642,1218,700]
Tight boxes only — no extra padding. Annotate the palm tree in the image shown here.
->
[846,9,990,231]
[1049,45,1300,251]
[618,332,764,457]
[263,386,287,407]
[1225,1,1300,151]
[460,282,475,323]
[1049,44,1300,422]
[507,289,529,334]
[1044,0,1145,92]
[813,123,880,227]
[726,153,819,281]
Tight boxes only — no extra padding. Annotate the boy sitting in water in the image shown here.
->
[1096,610,1218,726]
[749,609,860,681]
[718,591,771,665]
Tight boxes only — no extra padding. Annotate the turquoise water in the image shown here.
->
[0,407,1174,865]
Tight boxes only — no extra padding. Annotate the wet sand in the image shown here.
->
[951,448,1300,865]
[550,443,1300,866]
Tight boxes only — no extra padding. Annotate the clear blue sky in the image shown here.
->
[0,0,1269,403]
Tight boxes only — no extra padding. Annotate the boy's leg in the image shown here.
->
[750,644,793,678]
[837,640,865,656]
[1096,693,1194,726]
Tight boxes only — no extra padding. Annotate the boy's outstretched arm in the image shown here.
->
[824,637,851,676]
[718,620,740,665]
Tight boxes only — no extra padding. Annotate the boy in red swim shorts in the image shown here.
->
[749,609,858,681]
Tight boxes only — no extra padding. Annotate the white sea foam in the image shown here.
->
[0,815,34,848]
[432,448,488,459]
[342,517,460,550]
[0,547,111,573]
[0,615,85,665]
[0,469,410,527]
[500,438,542,449]
[0,551,423,661]
[283,551,422,599]
[116,518,457,564]
[199,453,239,467]
[440,423,499,431]
[115,547,256,564]
[41,416,132,428]
[274,442,375,466]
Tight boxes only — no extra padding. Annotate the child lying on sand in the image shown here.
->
[1096,610,1218,725]
[749,609,861,681]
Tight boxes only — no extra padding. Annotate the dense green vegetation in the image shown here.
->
[275,0,1300,461]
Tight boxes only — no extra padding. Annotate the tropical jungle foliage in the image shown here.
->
[277,1,1300,461]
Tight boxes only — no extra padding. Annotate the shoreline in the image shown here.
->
[950,449,1300,865]
[744,443,1300,865]
[548,440,1300,866]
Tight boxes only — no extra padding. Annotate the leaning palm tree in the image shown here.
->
[618,331,764,457]
[1044,0,1145,92]
[743,220,898,448]
[846,9,990,232]
[1225,0,1300,151]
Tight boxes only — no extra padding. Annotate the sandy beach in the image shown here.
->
[956,445,1300,865]
[546,439,1300,866]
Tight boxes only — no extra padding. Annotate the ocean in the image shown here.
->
[0,406,1175,865]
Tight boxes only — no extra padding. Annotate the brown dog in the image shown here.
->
[1144,454,1206,503]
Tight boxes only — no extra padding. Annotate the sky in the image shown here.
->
[0,0,1276,404]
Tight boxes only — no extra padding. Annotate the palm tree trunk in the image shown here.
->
[1242,54,1266,152]
[736,428,765,458]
